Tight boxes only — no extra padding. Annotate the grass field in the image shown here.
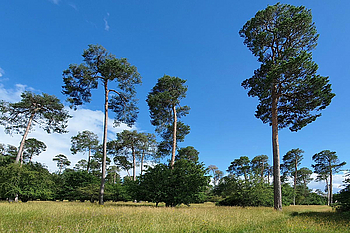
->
[0,201,349,232]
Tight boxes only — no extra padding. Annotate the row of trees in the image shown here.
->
[211,149,346,207]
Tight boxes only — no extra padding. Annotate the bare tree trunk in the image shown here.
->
[272,86,282,211]
[140,152,145,176]
[16,112,35,163]
[325,177,330,206]
[293,158,297,205]
[170,105,177,168]
[132,146,136,181]
[99,83,109,205]
[87,148,91,172]
[330,169,333,205]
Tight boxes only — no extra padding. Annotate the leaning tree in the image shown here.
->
[146,75,190,167]
[240,3,335,210]
[0,91,70,163]
[62,44,142,205]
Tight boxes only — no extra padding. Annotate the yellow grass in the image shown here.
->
[0,201,349,232]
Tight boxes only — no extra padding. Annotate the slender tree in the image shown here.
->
[62,44,141,205]
[138,132,157,175]
[0,92,70,163]
[240,3,335,210]
[22,138,47,164]
[70,130,99,172]
[147,75,190,167]
[251,155,269,182]
[312,150,346,205]
[227,156,251,181]
[53,154,71,174]
[297,167,313,188]
[282,148,304,205]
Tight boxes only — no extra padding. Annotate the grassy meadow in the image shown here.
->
[0,201,349,232]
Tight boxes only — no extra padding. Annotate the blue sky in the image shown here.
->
[0,0,349,192]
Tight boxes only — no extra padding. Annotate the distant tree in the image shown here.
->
[137,132,157,175]
[282,148,304,205]
[23,138,47,164]
[108,130,143,181]
[240,3,335,210]
[296,167,313,188]
[70,130,99,172]
[113,155,132,178]
[251,155,269,182]
[0,144,17,166]
[147,75,190,167]
[53,154,71,174]
[176,146,199,162]
[208,165,219,186]
[227,156,251,181]
[62,44,142,205]
[312,150,346,205]
[74,159,88,171]
[106,165,120,184]
[0,91,70,163]
[214,170,224,187]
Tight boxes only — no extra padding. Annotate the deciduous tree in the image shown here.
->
[240,3,335,210]
[62,44,141,205]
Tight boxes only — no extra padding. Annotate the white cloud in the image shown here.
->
[308,172,348,193]
[104,18,110,31]
[0,84,138,173]
[0,67,4,77]
[49,0,60,5]
[104,13,110,31]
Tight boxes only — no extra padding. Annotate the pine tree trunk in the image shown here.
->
[87,148,91,172]
[16,112,35,163]
[99,83,109,205]
[325,177,330,206]
[272,86,282,211]
[170,105,177,168]
[330,169,333,205]
[293,159,297,205]
[132,145,136,181]
[141,152,145,176]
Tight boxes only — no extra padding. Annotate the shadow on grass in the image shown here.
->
[290,210,350,223]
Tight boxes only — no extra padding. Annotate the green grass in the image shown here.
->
[0,201,349,232]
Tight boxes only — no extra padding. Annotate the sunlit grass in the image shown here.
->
[0,201,349,232]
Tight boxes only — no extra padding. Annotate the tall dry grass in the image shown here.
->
[0,201,349,232]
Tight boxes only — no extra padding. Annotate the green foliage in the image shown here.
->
[0,91,70,135]
[0,163,54,201]
[240,3,335,131]
[146,75,190,165]
[227,156,251,181]
[23,138,46,163]
[0,144,16,166]
[71,130,99,172]
[53,154,71,174]
[54,169,100,201]
[136,158,209,207]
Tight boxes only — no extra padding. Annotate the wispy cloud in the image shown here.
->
[0,67,4,77]
[104,13,110,31]
[49,0,61,5]
[68,3,78,11]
